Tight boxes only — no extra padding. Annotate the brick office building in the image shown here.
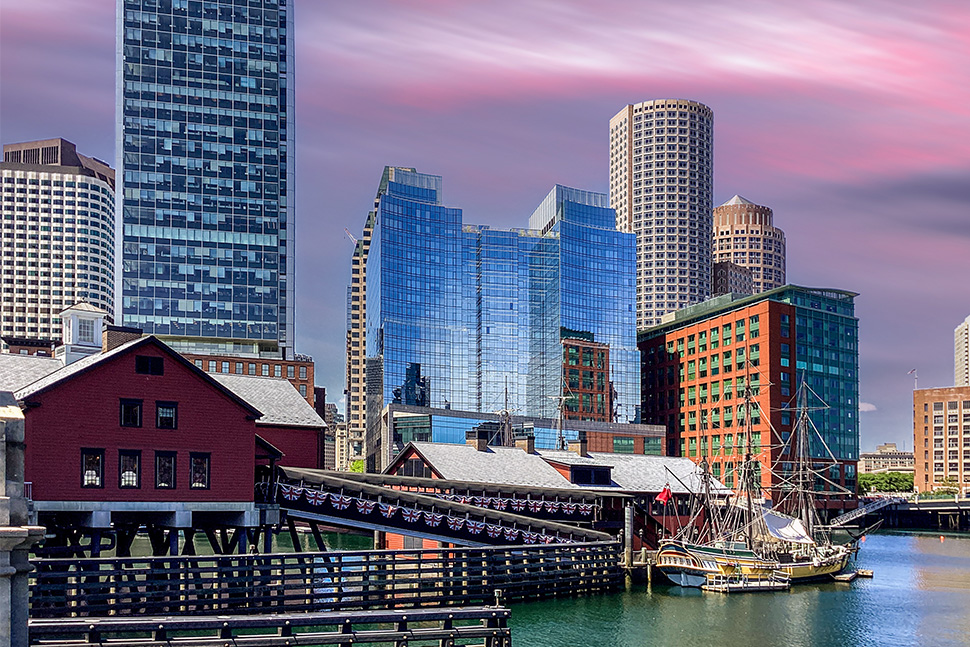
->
[913,386,970,495]
[639,286,860,511]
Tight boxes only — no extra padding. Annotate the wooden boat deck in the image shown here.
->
[702,572,791,593]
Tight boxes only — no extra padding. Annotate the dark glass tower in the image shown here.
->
[117,0,295,358]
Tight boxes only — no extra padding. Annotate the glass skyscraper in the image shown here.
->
[117,0,295,358]
[357,170,640,469]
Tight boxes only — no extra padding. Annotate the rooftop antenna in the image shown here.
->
[344,228,358,245]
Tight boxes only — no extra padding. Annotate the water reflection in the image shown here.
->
[510,533,970,647]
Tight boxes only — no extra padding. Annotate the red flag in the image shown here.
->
[655,485,672,505]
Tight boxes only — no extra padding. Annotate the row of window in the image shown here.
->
[81,449,209,489]
[120,399,177,429]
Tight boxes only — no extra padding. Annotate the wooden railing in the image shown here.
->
[30,542,622,618]
[29,607,511,647]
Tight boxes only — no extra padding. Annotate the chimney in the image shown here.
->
[465,428,489,452]
[567,430,588,457]
[103,325,144,352]
[515,432,535,454]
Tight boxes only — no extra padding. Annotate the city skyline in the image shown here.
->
[2,1,969,451]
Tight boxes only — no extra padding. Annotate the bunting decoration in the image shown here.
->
[305,490,328,506]
[544,501,561,513]
[280,484,300,501]
[379,503,397,518]
[503,528,519,541]
[401,508,422,523]
[330,493,351,510]
[578,503,594,515]
[561,503,577,515]
[356,499,376,515]
[528,500,544,513]
[485,524,502,538]
[424,512,443,527]
[446,516,465,531]
[541,535,557,544]
[509,499,527,512]
[431,493,591,517]
[466,520,486,534]
[490,498,508,511]
[522,531,538,544]
[473,497,487,506]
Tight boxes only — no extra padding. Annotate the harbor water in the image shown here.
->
[510,532,970,647]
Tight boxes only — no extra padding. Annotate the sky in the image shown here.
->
[2,0,969,452]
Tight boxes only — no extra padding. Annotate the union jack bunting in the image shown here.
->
[305,490,328,506]
[541,535,556,544]
[578,503,594,515]
[280,484,300,501]
[528,500,543,513]
[509,499,527,512]
[455,496,469,504]
[356,499,376,515]
[379,503,397,518]
[485,524,502,538]
[401,508,422,523]
[522,531,538,544]
[466,520,486,534]
[545,501,561,513]
[503,528,519,541]
[491,498,507,511]
[424,512,443,527]
[473,497,486,506]
[446,516,464,531]
[330,493,351,510]
[561,503,577,515]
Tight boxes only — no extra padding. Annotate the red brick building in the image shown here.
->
[562,336,612,422]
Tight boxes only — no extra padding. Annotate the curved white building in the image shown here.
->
[1,139,115,344]
[610,99,714,329]
[712,195,786,294]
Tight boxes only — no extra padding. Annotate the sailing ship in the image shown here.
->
[656,380,855,587]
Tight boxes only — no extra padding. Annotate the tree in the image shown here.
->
[859,471,913,494]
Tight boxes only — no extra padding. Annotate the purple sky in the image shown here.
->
[2,0,969,451]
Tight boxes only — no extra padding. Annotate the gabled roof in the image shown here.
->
[0,354,62,393]
[59,301,108,315]
[13,336,262,419]
[404,442,580,489]
[211,374,325,428]
[538,451,731,495]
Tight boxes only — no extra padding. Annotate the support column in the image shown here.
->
[1,392,45,647]
[623,502,633,568]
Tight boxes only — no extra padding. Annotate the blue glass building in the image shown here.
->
[117,0,295,358]
[359,170,640,468]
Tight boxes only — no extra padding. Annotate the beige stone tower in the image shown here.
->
[609,99,714,329]
[712,195,786,294]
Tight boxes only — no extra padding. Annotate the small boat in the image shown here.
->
[857,569,874,578]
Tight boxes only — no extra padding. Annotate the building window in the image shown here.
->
[135,355,164,375]
[155,451,176,489]
[299,366,308,380]
[234,363,243,374]
[120,399,143,427]
[119,450,141,488]
[156,402,178,429]
[77,318,96,344]
[613,436,635,454]
[249,362,256,375]
[190,453,210,489]
[208,360,217,372]
[287,365,295,379]
[81,448,104,488]
[221,361,229,373]
[274,365,282,378]
[194,359,203,369]
[299,384,307,398]
[261,364,269,376]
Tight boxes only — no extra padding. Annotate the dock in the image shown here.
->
[702,572,791,593]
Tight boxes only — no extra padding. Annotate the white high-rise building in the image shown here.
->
[712,195,786,294]
[1,139,115,345]
[957,315,970,386]
[610,99,714,329]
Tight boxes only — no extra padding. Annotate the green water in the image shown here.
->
[510,532,970,647]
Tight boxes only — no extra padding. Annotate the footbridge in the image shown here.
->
[273,467,618,548]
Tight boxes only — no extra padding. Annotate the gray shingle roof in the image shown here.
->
[409,442,579,489]
[0,354,62,393]
[13,337,147,400]
[211,373,324,428]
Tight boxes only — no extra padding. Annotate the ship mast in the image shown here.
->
[794,380,815,536]
[743,383,755,550]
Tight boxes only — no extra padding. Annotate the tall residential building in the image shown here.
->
[117,0,295,359]
[956,315,970,386]
[609,99,714,329]
[712,195,786,294]
[913,386,970,495]
[350,169,640,470]
[640,286,861,502]
[1,139,115,344]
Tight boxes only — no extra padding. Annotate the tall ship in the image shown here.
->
[656,381,855,588]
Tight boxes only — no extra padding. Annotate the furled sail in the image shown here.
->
[762,510,815,545]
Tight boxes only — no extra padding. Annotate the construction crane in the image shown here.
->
[344,228,358,245]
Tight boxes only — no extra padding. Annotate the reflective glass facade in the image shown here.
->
[117,0,295,357]
[360,172,640,467]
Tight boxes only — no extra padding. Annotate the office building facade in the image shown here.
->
[640,286,860,502]
[913,386,970,495]
[712,195,786,294]
[956,315,970,387]
[117,0,295,359]
[609,99,714,329]
[1,139,115,344]
[352,170,640,470]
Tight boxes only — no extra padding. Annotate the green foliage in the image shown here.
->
[859,471,914,494]
[349,460,365,473]
[933,476,959,496]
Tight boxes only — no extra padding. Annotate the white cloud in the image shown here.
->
[859,402,877,412]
